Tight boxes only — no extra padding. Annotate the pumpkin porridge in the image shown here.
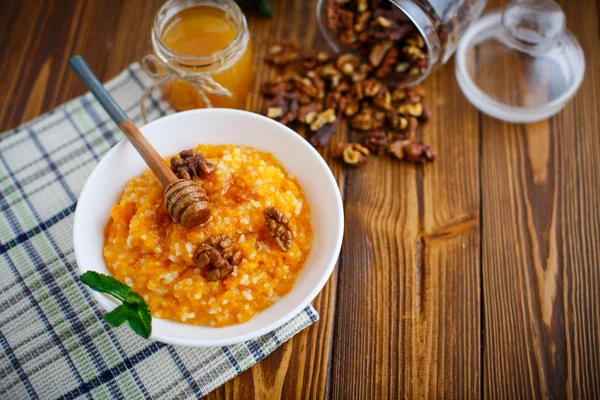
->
[103,144,312,327]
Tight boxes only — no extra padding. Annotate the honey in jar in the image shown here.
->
[152,0,253,111]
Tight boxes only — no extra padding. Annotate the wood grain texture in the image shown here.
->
[331,56,481,399]
[0,0,598,398]
[481,1,600,398]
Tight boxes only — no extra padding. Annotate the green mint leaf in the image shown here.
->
[124,292,152,338]
[80,271,131,302]
[103,305,130,327]
[125,292,147,307]
[126,303,152,339]
[81,271,152,339]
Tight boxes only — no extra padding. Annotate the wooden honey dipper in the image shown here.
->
[69,56,210,228]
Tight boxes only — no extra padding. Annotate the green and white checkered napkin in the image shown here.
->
[0,63,318,399]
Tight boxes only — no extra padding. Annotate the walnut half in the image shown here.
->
[194,234,241,281]
[171,149,215,180]
[333,142,370,167]
[265,207,293,252]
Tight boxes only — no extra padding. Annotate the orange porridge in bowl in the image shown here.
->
[103,144,312,327]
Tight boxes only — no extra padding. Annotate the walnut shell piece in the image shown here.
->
[265,207,293,252]
[194,234,242,281]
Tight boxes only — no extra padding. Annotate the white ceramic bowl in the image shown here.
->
[74,109,344,347]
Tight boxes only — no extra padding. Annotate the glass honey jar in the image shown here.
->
[150,0,254,111]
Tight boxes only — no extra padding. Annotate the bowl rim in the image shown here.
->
[73,108,344,347]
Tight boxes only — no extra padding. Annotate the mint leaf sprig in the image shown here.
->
[80,271,152,339]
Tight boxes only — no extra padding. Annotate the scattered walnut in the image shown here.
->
[368,40,392,67]
[374,46,398,79]
[262,92,299,125]
[298,102,323,123]
[402,45,422,62]
[292,76,320,99]
[265,207,293,252]
[407,35,425,49]
[354,11,371,32]
[351,106,385,131]
[324,91,342,111]
[301,50,329,72]
[170,150,215,180]
[419,105,432,122]
[363,129,388,155]
[320,63,343,88]
[373,7,410,23]
[194,234,241,281]
[333,142,369,167]
[373,89,391,110]
[265,42,299,65]
[397,102,423,117]
[338,9,355,29]
[370,23,413,41]
[388,139,436,163]
[360,78,384,97]
[310,119,337,147]
[326,0,340,30]
[407,116,419,134]
[340,95,360,117]
[336,53,361,76]
[339,28,358,45]
[386,111,407,131]
[388,130,409,142]
[356,0,368,12]
[309,108,336,131]
[262,76,292,97]
[373,16,394,28]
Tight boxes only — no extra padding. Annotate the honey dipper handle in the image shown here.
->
[118,120,177,186]
[69,56,177,187]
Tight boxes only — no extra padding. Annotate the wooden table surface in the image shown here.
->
[1,0,598,398]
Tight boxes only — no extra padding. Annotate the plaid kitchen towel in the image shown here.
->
[0,63,319,399]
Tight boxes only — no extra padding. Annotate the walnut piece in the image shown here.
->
[336,53,361,76]
[388,139,436,163]
[310,119,337,147]
[309,108,336,131]
[171,150,215,180]
[262,76,292,97]
[298,102,323,123]
[262,92,299,125]
[350,105,385,131]
[368,40,393,67]
[333,142,369,167]
[265,207,293,252]
[363,129,388,155]
[397,102,423,117]
[265,42,299,66]
[194,234,242,281]
[301,50,329,72]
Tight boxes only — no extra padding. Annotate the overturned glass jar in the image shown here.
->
[317,0,488,86]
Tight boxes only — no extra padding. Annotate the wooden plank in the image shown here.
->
[329,52,481,398]
[203,0,344,398]
[481,0,600,398]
